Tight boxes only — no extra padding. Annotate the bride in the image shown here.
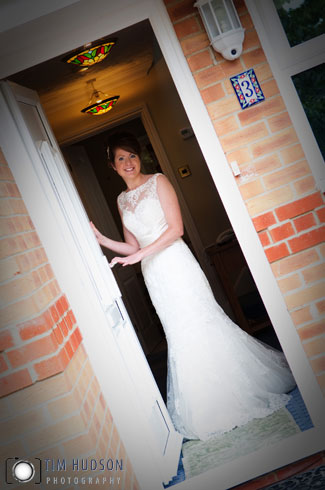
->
[91,132,296,441]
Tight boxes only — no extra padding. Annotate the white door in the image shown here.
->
[1,80,182,487]
[62,144,165,355]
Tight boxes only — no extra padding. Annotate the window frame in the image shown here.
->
[246,0,325,192]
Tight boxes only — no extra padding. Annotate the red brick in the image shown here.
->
[298,321,325,341]
[231,472,276,490]
[294,213,317,233]
[0,368,33,397]
[271,248,319,277]
[288,227,325,254]
[268,111,292,133]
[242,28,260,51]
[173,17,200,39]
[316,300,325,314]
[18,311,53,341]
[70,327,82,352]
[194,64,224,89]
[0,329,14,351]
[302,263,325,284]
[188,49,213,72]
[50,304,60,323]
[0,354,8,373]
[276,453,323,480]
[253,130,298,161]
[219,58,244,78]
[7,332,59,368]
[242,48,267,67]
[316,207,325,223]
[200,83,225,104]
[64,340,74,360]
[261,79,280,98]
[56,295,69,317]
[258,231,270,246]
[240,12,253,29]
[276,192,323,221]
[265,242,290,263]
[270,222,295,242]
[294,176,316,196]
[34,348,69,380]
[167,0,196,22]
[238,96,286,127]
[252,211,277,231]
[59,317,69,337]
[68,310,76,327]
[291,306,313,326]
[181,32,210,56]
[74,327,82,344]
[220,122,268,153]
[53,325,64,345]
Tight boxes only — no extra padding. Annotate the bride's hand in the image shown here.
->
[90,221,106,246]
[110,250,144,267]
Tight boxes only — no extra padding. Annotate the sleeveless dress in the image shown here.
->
[117,173,296,441]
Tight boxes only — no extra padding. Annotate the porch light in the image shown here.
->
[81,79,119,115]
[194,0,245,60]
[63,39,117,68]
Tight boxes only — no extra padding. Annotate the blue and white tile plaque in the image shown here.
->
[230,68,265,110]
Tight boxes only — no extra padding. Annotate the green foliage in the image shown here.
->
[275,0,324,46]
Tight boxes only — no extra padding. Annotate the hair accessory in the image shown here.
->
[106,146,110,159]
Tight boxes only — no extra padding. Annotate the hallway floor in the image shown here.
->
[164,386,313,488]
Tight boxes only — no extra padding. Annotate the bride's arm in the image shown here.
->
[90,219,140,256]
[111,174,183,266]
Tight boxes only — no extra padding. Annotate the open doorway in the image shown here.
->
[7,16,312,484]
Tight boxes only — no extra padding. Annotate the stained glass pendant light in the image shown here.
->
[81,79,119,116]
[63,39,116,67]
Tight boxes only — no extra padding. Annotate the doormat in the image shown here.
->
[182,408,300,480]
[264,465,325,490]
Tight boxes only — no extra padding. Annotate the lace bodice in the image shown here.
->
[117,173,168,248]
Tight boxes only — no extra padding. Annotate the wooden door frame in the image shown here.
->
[0,0,324,488]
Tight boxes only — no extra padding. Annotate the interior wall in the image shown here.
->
[61,57,232,249]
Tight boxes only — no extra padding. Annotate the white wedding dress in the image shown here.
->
[118,173,296,441]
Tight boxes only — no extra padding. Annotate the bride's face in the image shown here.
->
[113,148,141,179]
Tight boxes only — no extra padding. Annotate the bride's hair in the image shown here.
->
[106,132,142,166]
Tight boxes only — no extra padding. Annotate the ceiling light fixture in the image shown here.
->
[63,39,117,67]
[81,79,120,115]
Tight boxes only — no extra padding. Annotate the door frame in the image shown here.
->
[0,81,182,490]
[61,102,221,298]
[0,0,324,488]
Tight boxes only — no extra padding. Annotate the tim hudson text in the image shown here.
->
[44,459,124,472]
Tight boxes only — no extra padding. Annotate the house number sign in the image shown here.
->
[230,68,265,110]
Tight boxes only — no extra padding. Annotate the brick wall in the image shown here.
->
[164,0,325,394]
[0,148,139,490]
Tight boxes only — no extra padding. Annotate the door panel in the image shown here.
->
[62,145,165,355]
[3,80,182,486]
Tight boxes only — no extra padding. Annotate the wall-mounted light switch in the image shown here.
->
[230,160,241,176]
[178,165,191,178]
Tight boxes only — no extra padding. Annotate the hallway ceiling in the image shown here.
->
[9,20,160,143]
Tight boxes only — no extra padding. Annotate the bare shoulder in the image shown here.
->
[156,173,178,202]
[156,173,173,191]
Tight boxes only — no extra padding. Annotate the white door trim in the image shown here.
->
[0,0,324,488]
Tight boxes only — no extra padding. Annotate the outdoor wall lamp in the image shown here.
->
[194,0,245,61]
